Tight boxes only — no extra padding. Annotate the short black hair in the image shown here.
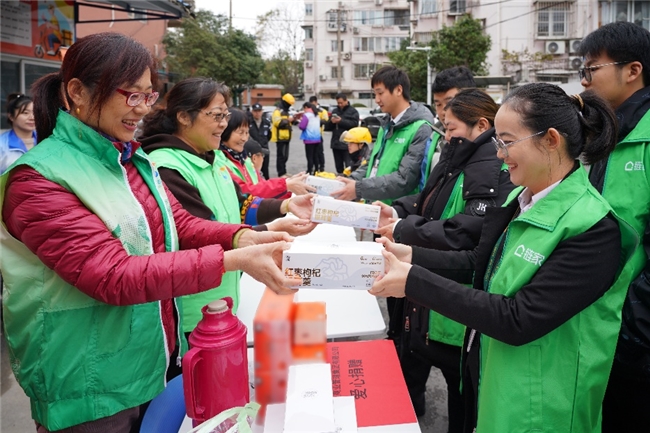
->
[371,65,410,101]
[578,22,650,87]
[335,93,347,101]
[222,108,249,144]
[432,66,476,94]
[309,96,318,103]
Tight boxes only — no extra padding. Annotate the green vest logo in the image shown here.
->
[514,244,545,266]
[394,137,406,144]
[624,161,645,171]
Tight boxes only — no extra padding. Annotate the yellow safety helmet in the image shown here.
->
[341,127,372,145]
[282,93,295,105]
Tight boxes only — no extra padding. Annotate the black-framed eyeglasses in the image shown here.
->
[492,130,546,157]
[204,111,231,122]
[578,61,632,83]
[115,88,160,107]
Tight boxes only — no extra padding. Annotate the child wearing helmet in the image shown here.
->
[341,127,372,176]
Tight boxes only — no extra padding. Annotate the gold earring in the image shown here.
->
[75,107,80,115]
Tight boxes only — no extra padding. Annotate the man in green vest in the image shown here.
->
[577,22,650,432]
[420,66,476,189]
[332,65,434,204]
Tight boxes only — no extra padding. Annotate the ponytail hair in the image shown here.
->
[502,83,617,165]
[31,73,65,141]
[31,32,157,143]
[142,77,231,137]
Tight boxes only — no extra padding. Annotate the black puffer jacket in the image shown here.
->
[392,128,516,249]
[324,103,359,150]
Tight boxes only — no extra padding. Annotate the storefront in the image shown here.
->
[0,0,191,128]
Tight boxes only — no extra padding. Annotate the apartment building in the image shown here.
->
[302,0,411,105]
[304,0,650,97]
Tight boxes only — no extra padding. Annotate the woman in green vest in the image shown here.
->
[140,78,316,336]
[370,83,636,432]
[0,33,300,433]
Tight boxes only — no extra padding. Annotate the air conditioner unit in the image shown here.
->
[343,52,351,60]
[545,40,565,55]
[305,61,313,68]
[353,27,359,34]
[569,56,583,70]
[375,0,383,5]
[319,75,327,81]
[569,39,582,54]
[305,84,313,90]
[326,56,333,62]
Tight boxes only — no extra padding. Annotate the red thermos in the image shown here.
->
[182,297,249,425]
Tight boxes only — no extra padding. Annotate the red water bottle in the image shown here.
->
[183,297,249,426]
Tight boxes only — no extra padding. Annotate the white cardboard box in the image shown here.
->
[311,196,380,231]
[306,176,346,196]
[282,241,384,290]
[284,363,337,433]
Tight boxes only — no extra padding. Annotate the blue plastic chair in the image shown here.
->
[140,375,187,433]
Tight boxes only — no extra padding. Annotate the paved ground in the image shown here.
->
[0,127,449,433]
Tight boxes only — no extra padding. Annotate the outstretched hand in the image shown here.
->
[287,193,315,219]
[375,236,413,263]
[237,229,293,248]
[267,217,317,237]
[235,241,301,295]
[331,177,357,201]
[286,173,316,195]
[368,249,411,298]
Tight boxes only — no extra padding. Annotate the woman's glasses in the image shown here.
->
[492,130,546,157]
[578,61,631,83]
[204,111,232,122]
[115,88,160,107]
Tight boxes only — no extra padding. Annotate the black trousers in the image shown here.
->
[316,142,325,172]
[305,143,320,174]
[399,339,465,433]
[602,358,650,433]
[332,148,351,174]
[276,141,290,177]
[261,145,270,180]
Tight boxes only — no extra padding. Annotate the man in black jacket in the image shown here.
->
[324,93,359,174]
[248,103,271,179]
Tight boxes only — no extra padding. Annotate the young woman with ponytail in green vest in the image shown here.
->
[370,83,637,433]
[0,33,300,433]
[140,77,317,336]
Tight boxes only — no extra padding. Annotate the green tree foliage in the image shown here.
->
[388,15,491,101]
[429,15,491,74]
[259,50,304,95]
[163,10,264,91]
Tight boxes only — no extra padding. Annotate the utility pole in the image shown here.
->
[229,0,232,32]
[406,45,432,106]
[336,1,342,92]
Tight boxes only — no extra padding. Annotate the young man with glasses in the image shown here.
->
[578,21,650,432]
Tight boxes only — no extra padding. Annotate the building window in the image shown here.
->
[420,0,437,15]
[414,32,434,45]
[305,48,314,61]
[354,63,379,79]
[128,8,147,22]
[331,67,344,79]
[358,92,374,99]
[304,26,313,39]
[382,36,408,52]
[331,40,344,52]
[536,2,570,38]
[384,9,410,26]
[305,3,313,16]
[353,37,382,51]
[601,1,650,30]
[450,0,467,14]
[353,10,383,25]
[327,10,348,31]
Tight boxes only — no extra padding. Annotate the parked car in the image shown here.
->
[356,107,386,140]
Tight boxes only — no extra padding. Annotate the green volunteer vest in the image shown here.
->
[427,174,467,346]
[475,166,635,433]
[223,154,260,185]
[0,110,180,430]
[599,110,650,288]
[148,148,242,331]
[422,131,442,186]
[366,119,429,204]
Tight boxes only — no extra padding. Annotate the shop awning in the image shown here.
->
[76,0,193,22]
